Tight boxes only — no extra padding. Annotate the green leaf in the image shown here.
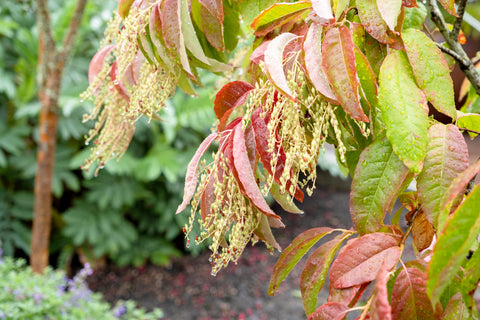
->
[378,50,428,173]
[441,293,476,320]
[462,248,480,296]
[427,184,480,306]
[268,227,339,295]
[333,0,349,20]
[403,2,427,30]
[417,124,469,228]
[402,29,456,120]
[439,0,456,16]
[350,136,409,234]
[250,1,311,36]
[456,112,480,138]
[269,181,303,214]
[354,44,377,110]
[377,0,402,31]
[300,232,351,315]
[322,26,368,122]
[356,0,401,46]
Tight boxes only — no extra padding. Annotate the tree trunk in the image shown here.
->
[31,0,87,273]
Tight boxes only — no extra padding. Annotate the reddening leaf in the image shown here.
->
[264,33,299,101]
[307,302,349,320]
[88,45,115,85]
[329,233,401,289]
[269,182,303,214]
[350,136,409,234]
[118,0,135,18]
[439,0,456,16]
[161,0,194,78]
[327,284,364,306]
[356,0,401,46]
[391,261,436,320]
[254,213,282,252]
[311,0,335,25]
[378,50,428,173]
[461,248,480,296]
[354,45,377,109]
[109,61,130,101]
[232,124,280,220]
[439,159,480,230]
[322,26,369,122]
[214,81,254,121]
[268,227,337,295]
[377,0,402,31]
[416,124,469,228]
[364,33,387,77]
[370,262,392,320]
[442,293,471,320]
[403,2,427,30]
[199,0,225,51]
[402,29,456,120]
[250,1,312,36]
[176,132,218,213]
[411,210,435,252]
[200,171,215,221]
[301,232,352,315]
[427,184,480,306]
[333,0,350,19]
[403,0,417,7]
[304,22,337,103]
[457,113,480,138]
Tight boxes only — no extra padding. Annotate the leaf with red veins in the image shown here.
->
[391,261,436,320]
[251,109,304,201]
[199,0,224,51]
[176,132,218,214]
[402,0,417,7]
[232,123,281,220]
[304,22,338,103]
[370,261,392,320]
[88,44,115,85]
[161,0,194,79]
[322,26,369,122]
[329,233,401,289]
[439,0,456,16]
[377,0,402,31]
[357,0,402,46]
[269,227,339,295]
[149,3,176,72]
[311,0,335,25]
[264,33,299,102]
[327,284,366,306]
[214,81,254,121]
[307,302,349,320]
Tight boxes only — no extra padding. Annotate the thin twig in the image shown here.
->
[358,295,373,320]
[452,0,468,39]
[400,207,421,247]
[458,127,480,136]
[437,43,464,62]
[58,0,88,70]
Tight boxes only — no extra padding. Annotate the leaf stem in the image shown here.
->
[358,295,373,320]
[458,127,480,136]
[400,207,421,248]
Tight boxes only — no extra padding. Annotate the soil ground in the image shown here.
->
[87,173,354,320]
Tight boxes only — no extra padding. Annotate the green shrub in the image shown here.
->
[0,254,163,320]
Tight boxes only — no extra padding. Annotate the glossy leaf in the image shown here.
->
[439,0,456,16]
[427,184,480,306]
[301,232,351,315]
[311,0,335,25]
[176,132,218,213]
[417,124,469,228]
[457,113,480,138]
[232,124,281,219]
[357,0,401,46]
[370,262,392,320]
[304,22,337,103]
[264,32,299,101]
[214,81,254,120]
[268,227,337,295]
[377,0,402,31]
[250,1,312,36]
[402,29,456,120]
[322,26,369,122]
[391,261,436,320]
[88,45,115,85]
[378,50,428,173]
[350,136,409,234]
[307,302,349,320]
[329,233,401,289]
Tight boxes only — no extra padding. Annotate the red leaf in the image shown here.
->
[402,0,417,8]
[250,40,270,65]
[311,0,335,25]
[214,81,254,121]
[328,284,366,306]
[357,0,401,46]
[329,233,401,289]
[109,61,130,101]
[391,261,436,320]
[370,262,392,320]
[304,22,338,103]
[88,45,115,85]
[269,227,337,295]
[264,32,299,101]
[149,3,176,71]
[301,233,351,315]
[439,0,456,16]
[199,0,225,51]
[322,26,369,122]
[200,170,216,221]
[307,302,349,320]
[232,123,281,219]
[176,132,218,213]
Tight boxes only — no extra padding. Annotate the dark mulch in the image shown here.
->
[87,173,353,320]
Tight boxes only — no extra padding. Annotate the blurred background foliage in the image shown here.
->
[0,0,216,269]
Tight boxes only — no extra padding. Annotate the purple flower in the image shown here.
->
[0,311,5,319]
[33,292,43,305]
[113,304,127,318]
